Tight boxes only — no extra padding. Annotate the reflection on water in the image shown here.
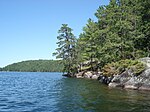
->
[0,72,150,112]
[56,78,150,112]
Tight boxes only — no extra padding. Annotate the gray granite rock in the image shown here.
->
[108,82,123,88]
[91,75,99,80]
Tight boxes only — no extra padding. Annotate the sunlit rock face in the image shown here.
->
[108,57,150,91]
[140,57,150,68]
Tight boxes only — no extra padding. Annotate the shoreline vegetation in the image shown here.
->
[73,57,150,91]
[53,0,150,91]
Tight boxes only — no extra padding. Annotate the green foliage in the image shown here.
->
[53,0,149,74]
[74,0,149,71]
[102,59,146,77]
[135,0,150,56]
[53,24,77,74]
[2,60,63,72]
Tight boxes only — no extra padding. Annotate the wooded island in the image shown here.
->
[0,60,63,72]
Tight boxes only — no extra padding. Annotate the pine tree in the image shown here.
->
[53,24,76,74]
[78,19,99,70]
[135,0,150,56]
[95,0,146,62]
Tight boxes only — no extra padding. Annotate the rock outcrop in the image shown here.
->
[98,75,113,84]
[70,57,150,91]
[108,57,150,91]
[139,57,150,68]
[75,71,101,80]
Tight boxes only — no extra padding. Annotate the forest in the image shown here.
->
[53,0,150,75]
[1,60,63,72]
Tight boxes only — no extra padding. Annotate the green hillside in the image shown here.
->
[2,60,63,72]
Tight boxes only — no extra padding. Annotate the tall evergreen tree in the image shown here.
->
[95,0,146,62]
[53,24,76,74]
[135,0,150,56]
[78,19,99,70]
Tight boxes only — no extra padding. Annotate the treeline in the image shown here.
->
[53,0,150,74]
[1,60,63,72]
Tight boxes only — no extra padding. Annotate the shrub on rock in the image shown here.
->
[102,59,146,77]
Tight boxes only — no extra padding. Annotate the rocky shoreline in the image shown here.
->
[74,57,150,91]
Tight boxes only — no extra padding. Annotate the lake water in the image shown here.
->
[0,72,150,112]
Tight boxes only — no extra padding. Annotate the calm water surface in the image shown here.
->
[0,72,150,112]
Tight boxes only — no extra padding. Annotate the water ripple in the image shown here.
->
[0,72,150,112]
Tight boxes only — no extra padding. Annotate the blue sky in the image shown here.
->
[0,0,109,67]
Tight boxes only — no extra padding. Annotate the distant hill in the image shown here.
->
[1,60,63,72]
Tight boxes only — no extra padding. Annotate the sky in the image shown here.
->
[0,0,109,67]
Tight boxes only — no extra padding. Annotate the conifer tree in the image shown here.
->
[53,24,76,74]
[78,19,99,70]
